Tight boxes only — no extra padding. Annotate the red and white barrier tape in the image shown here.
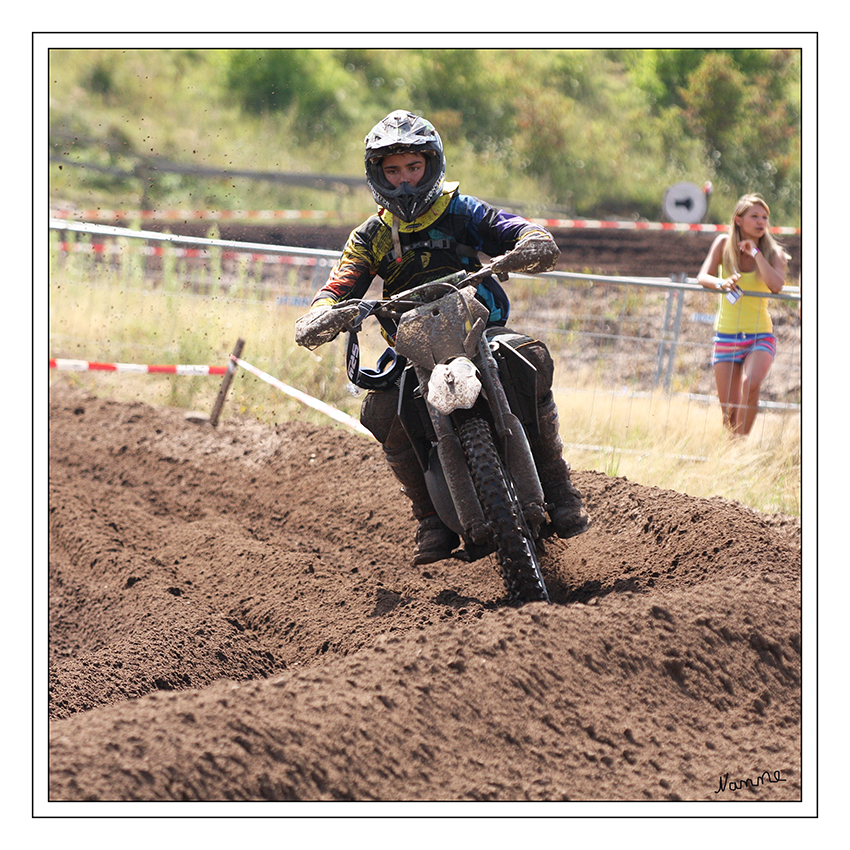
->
[232,356,371,437]
[530,218,800,235]
[49,355,372,437]
[54,240,322,266]
[51,208,337,222]
[51,208,800,235]
[50,218,341,263]
[49,358,228,375]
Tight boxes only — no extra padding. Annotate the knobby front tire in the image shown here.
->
[456,414,549,604]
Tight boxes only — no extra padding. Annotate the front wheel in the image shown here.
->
[456,414,549,604]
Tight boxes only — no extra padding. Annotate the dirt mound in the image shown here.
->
[47,379,801,803]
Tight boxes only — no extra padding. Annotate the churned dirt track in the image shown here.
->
[46,378,802,804]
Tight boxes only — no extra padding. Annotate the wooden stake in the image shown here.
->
[209,338,245,427]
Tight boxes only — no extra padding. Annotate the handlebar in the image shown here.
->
[331,265,496,328]
[296,264,500,352]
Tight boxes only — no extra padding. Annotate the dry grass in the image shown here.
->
[48,258,801,517]
[555,389,800,515]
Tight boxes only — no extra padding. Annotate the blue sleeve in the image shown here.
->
[452,194,550,258]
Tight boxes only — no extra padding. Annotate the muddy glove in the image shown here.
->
[294,302,360,350]
[491,234,559,276]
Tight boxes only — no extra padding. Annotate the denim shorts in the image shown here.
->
[712,332,777,365]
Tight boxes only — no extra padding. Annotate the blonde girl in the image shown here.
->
[697,193,789,436]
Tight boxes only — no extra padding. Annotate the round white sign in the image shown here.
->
[662,182,707,224]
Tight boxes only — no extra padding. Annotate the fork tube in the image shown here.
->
[475,339,545,521]
[415,366,488,544]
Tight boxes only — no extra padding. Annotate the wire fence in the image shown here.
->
[48,219,801,455]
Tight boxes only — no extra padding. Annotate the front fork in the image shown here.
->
[414,363,489,545]
[473,338,547,535]
[410,340,547,544]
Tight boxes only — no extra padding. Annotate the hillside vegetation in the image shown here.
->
[48,47,801,226]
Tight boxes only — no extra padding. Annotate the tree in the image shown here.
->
[678,50,801,212]
[222,49,358,134]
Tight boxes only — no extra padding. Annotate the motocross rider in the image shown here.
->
[295,109,588,564]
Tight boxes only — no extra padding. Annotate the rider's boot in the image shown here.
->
[529,396,590,539]
[384,444,460,564]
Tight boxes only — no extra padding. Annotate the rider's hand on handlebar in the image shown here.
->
[294,302,361,350]
[491,234,560,276]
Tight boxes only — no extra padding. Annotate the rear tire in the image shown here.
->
[456,414,549,604]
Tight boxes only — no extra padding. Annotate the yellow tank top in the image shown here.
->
[714,267,773,334]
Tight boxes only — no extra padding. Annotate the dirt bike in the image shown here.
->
[311,267,551,604]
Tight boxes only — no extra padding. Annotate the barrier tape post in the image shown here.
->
[209,338,245,428]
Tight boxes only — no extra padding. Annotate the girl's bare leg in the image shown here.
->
[738,349,775,436]
[714,361,743,433]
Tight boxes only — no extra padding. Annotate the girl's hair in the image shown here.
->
[722,192,791,275]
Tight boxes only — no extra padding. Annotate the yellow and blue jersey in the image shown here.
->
[312,183,554,325]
